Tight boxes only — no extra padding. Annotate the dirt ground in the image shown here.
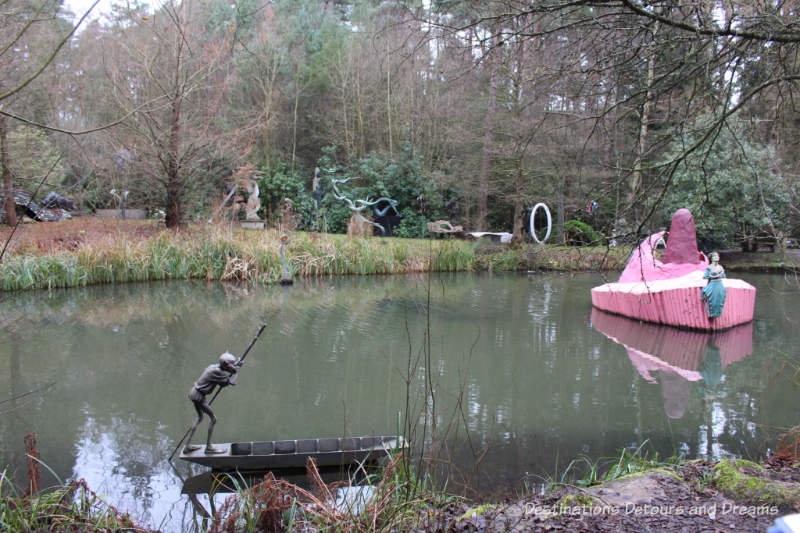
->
[0,218,162,254]
[412,458,799,532]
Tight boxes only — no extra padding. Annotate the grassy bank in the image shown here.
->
[4,438,798,532]
[0,221,477,291]
[0,219,631,291]
[3,218,790,292]
[0,472,155,532]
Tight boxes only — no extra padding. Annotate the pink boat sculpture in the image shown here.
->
[591,209,756,331]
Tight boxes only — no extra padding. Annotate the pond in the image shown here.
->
[1,272,798,531]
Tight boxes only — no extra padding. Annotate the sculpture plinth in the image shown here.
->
[239,220,265,230]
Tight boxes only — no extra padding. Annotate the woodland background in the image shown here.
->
[2,0,799,248]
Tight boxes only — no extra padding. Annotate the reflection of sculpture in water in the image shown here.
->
[699,346,723,388]
[184,352,242,454]
[701,252,727,318]
[590,309,753,421]
[659,371,692,419]
[660,344,722,419]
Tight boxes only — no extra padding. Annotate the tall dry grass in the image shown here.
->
[0,221,479,291]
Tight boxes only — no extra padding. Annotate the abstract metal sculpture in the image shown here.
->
[529,202,552,244]
[110,189,129,220]
[330,175,397,236]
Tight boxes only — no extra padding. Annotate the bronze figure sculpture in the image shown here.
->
[169,323,267,462]
[184,352,242,454]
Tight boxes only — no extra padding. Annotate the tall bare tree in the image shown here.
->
[0,0,98,226]
[95,0,232,227]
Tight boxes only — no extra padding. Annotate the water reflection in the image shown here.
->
[591,308,753,419]
[0,273,797,531]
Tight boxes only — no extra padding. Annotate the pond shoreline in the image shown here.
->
[3,218,797,292]
[420,456,800,532]
[2,220,799,531]
[6,455,797,532]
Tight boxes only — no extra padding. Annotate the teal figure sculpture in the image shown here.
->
[701,252,726,318]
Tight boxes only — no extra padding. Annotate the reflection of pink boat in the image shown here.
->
[591,209,756,331]
[590,308,753,383]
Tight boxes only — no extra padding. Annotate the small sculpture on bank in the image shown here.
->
[279,233,293,285]
[184,352,242,454]
[215,165,263,223]
[110,189,129,220]
[373,198,399,218]
[280,197,297,232]
[244,179,261,221]
[701,251,727,318]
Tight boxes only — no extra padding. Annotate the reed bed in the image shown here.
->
[209,456,455,533]
[0,222,479,291]
[0,468,155,532]
[0,219,632,291]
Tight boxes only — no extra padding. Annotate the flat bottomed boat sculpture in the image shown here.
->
[180,435,405,471]
[591,209,756,331]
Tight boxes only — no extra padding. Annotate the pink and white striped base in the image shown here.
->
[591,270,756,331]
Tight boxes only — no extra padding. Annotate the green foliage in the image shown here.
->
[474,248,527,271]
[6,124,66,193]
[563,220,602,246]
[393,208,429,238]
[659,118,792,248]
[316,144,451,237]
[256,163,316,228]
[556,440,681,488]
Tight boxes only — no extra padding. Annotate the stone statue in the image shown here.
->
[244,179,261,221]
[279,233,293,285]
[184,352,242,454]
[701,251,726,318]
[280,197,297,232]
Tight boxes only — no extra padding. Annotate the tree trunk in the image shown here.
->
[165,96,183,228]
[291,66,299,176]
[478,39,498,231]
[512,160,525,241]
[629,23,658,213]
[0,111,16,226]
[386,38,393,157]
[557,173,567,244]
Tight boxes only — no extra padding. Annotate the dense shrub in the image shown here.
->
[315,144,450,237]
[659,117,792,248]
[257,163,316,229]
[564,219,603,246]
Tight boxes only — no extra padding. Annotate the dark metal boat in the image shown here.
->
[180,435,405,471]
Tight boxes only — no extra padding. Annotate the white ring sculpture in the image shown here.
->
[529,203,552,244]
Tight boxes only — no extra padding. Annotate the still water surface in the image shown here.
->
[1,272,798,530]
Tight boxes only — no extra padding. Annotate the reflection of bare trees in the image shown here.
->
[1,272,796,513]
